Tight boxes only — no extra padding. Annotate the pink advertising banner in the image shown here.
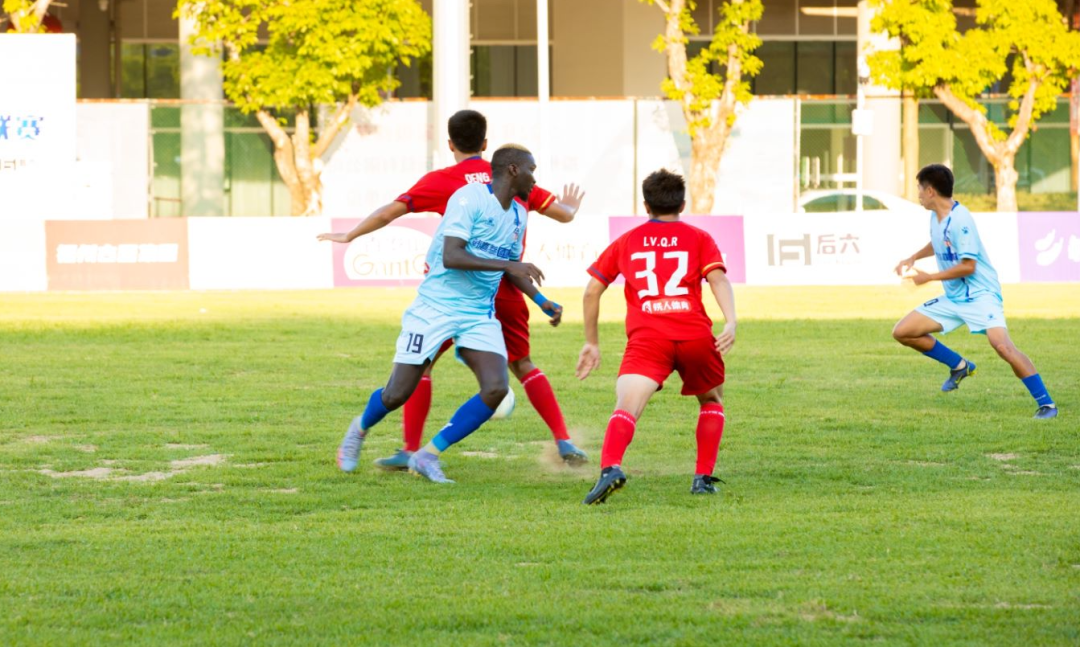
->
[606,216,746,283]
[331,216,440,287]
[1017,212,1080,283]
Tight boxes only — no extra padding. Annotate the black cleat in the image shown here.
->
[691,474,725,494]
[583,466,627,505]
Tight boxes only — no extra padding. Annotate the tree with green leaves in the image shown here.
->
[871,0,1080,211]
[178,0,431,216]
[641,0,763,214]
[2,0,53,32]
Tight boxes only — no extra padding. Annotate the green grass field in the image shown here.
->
[2,286,1078,646]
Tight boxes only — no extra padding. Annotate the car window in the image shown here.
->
[862,196,886,210]
[803,195,841,212]
[803,194,887,212]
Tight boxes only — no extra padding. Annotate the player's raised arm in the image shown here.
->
[576,277,607,380]
[316,201,409,244]
[706,269,737,355]
[536,183,586,223]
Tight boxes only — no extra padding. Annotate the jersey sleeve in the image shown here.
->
[527,185,556,213]
[698,231,727,277]
[951,214,980,260]
[587,237,622,286]
[441,187,477,241]
[395,171,449,214]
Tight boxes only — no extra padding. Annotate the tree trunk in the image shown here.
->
[994,157,1019,212]
[689,130,725,214]
[934,79,1038,212]
[902,92,920,202]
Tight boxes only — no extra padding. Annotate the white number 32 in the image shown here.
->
[630,251,689,298]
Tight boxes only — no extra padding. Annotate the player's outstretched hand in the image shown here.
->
[559,183,585,215]
[894,257,912,276]
[506,262,545,287]
[540,301,563,327]
[576,343,600,380]
[715,322,736,356]
[317,233,348,244]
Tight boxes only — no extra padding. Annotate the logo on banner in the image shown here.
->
[45,220,189,291]
[0,115,44,140]
[1033,229,1080,267]
[767,233,861,266]
[333,217,440,287]
[1018,213,1080,282]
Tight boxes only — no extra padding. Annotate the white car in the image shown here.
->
[798,190,926,214]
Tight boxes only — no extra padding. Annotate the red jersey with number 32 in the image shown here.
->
[588,220,726,341]
[394,156,554,216]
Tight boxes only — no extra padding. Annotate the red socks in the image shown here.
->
[695,403,726,475]
[402,376,431,452]
[521,369,570,441]
[601,410,637,468]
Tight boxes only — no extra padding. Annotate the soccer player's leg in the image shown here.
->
[338,302,450,473]
[674,337,727,494]
[377,339,454,470]
[976,312,1057,419]
[584,337,673,505]
[408,318,509,483]
[893,299,974,391]
[497,293,588,464]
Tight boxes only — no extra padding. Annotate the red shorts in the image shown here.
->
[494,291,530,362]
[618,334,725,396]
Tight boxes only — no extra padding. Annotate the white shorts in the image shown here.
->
[916,294,1007,335]
[392,299,507,365]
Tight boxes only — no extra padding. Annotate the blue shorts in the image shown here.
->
[393,299,506,365]
[916,294,1007,335]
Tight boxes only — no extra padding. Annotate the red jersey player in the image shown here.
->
[317,110,590,467]
[576,169,737,505]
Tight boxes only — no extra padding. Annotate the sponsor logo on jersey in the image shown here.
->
[641,298,692,314]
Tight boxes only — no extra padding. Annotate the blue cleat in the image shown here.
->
[1034,405,1058,419]
[336,416,366,473]
[374,449,413,470]
[941,361,976,392]
[557,439,589,466]
[408,449,454,484]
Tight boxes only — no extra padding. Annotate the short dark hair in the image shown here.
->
[448,110,486,154]
[491,144,533,177]
[916,164,954,197]
[642,169,685,215]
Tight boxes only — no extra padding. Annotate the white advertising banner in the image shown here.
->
[521,211,611,287]
[635,98,798,215]
[187,217,334,290]
[743,211,1020,286]
[0,221,47,291]
[320,102,430,218]
[0,34,76,171]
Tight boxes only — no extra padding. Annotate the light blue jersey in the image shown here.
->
[416,182,526,316]
[930,202,1001,303]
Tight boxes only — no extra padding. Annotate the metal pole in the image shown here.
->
[537,0,550,178]
[432,0,470,170]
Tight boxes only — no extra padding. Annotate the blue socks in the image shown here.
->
[1021,374,1054,407]
[360,388,391,431]
[431,394,496,452]
[923,340,963,369]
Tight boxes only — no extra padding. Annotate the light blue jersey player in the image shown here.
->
[892,164,1057,419]
[335,145,566,481]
